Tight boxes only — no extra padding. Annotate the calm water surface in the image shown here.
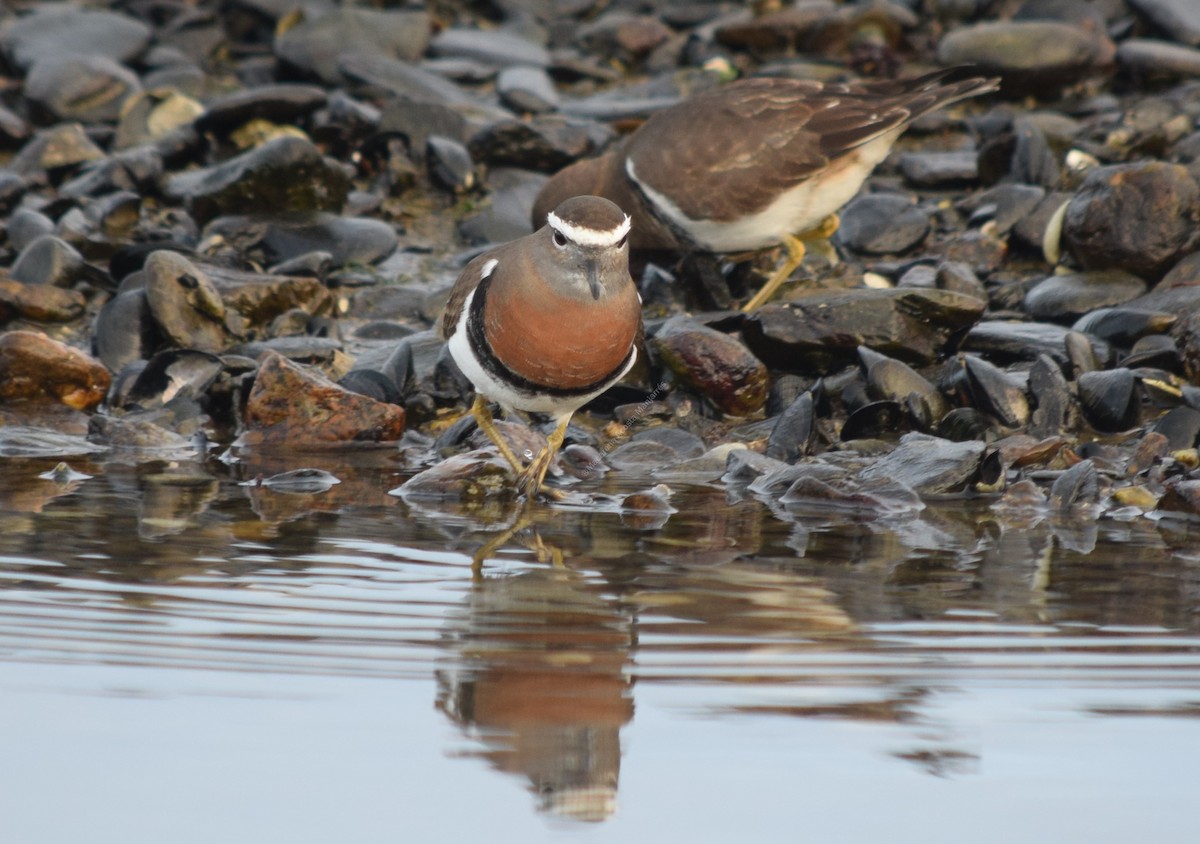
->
[1,449,1198,842]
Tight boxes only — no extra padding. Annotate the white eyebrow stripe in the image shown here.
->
[547,210,631,247]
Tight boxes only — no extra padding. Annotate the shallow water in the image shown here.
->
[2,450,1198,843]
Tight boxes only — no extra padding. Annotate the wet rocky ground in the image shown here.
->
[2,0,1200,529]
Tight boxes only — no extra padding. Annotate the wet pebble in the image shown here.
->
[936,20,1113,94]
[0,331,111,410]
[165,135,351,223]
[652,317,768,416]
[1063,162,1200,280]
[898,151,980,188]
[243,351,406,445]
[1127,0,1200,46]
[0,7,151,71]
[743,288,986,371]
[273,7,432,84]
[144,251,242,353]
[1023,270,1147,322]
[836,194,930,255]
[859,432,988,495]
[0,279,86,323]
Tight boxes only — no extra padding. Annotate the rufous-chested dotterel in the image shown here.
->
[533,68,998,311]
[441,195,642,498]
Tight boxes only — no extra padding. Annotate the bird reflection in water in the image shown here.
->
[435,565,633,821]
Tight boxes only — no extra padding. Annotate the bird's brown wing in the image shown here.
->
[440,248,502,340]
[626,71,995,223]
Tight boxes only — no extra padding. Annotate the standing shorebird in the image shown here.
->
[533,68,998,311]
[441,195,642,499]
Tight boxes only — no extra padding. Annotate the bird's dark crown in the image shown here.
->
[547,195,631,248]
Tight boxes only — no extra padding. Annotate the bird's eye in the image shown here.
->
[552,229,567,247]
[616,234,628,249]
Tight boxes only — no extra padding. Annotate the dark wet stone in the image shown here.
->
[24,55,141,124]
[1071,308,1175,346]
[346,53,492,112]
[195,84,329,136]
[496,66,560,114]
[652,317,768,416]
[244,350,405,445]
[780,473,924,513]
[898,151,980,188]
[0,7,151,72]
[962,183,1045,235]
[1023,269,1147,322]
[2,218,69,271]
[859,432,987,495]
[836,194,930,255]
[229,336,342,362]
[122,350,224,410]
[765,374,811,417]
[0,278,86,323]
[430,28,550,67]
[8,124,106,176]
[57,146,165,201]
[203,212,397,266]
[1151,406,1200,451]
[742,288,986,372]
[144,251,242,352]
[9,236,85,289]
[270,252,333,279]
[962,320,1111,366]
[1117,39,1200,81]
[0,331,111,411]
[1063,162,1200,281]
[1157,479,1200,518]
[426,135,476,193]
[713,4,834,52]
[936,20,1113,94]
[1011,190,1070,255]
[274,8,432,84]
[468,115,609,171]
[458,168,547,244]
[936,261,988,300]
[338,369,402,405]
[577,13,673,63]
[166,135,350,224]
[1078,368,1140,432]
[936,229,1008,276]
[1127,0,1200,46]
[766,391,814,462]
[0,171,27,215]
[94,289,161,373]
[1028,353,1076,438]
[962,354,1030,428]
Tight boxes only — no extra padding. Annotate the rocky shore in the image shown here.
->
[2,0,1200,525]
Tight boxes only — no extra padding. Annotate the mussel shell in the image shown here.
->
[936,407,999,442]
[840,400,909,441]
[1049,458,1098,509]
[1077,368,1140,432]
[962,354,1030,428]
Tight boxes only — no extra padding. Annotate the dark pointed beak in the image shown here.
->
[587,258,601,300]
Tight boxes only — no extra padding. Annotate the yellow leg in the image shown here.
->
[471,395,523,474]
[741,213,841,313]
[516,414,571,499]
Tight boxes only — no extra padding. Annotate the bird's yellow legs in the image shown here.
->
[471,395,568,500]
[515,415,570,499]
[741,213,841,313]
[471,394,523,472]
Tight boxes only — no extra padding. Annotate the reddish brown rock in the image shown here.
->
[0,278,86,322]
[244,350,405,444]
[0,330,110,410]
[652,317,768,417]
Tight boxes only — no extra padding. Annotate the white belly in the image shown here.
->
[627,132,899,252]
